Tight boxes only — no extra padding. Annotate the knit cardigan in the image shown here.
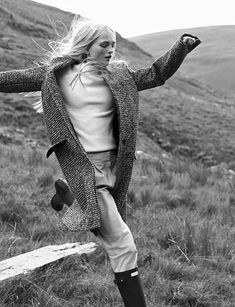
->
[0,34,200,231]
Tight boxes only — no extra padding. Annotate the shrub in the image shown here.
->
[188,162,209,186]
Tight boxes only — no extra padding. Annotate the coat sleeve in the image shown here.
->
[0,65,47,93]
[128,34,201,91]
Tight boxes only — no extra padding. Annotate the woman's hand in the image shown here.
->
[181,33,201,52]
[182,35,198,45]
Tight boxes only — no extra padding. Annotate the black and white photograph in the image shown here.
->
[0,0,234,306]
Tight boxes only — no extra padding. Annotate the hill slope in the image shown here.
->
[0,0,235,165]
[130,25,235,94]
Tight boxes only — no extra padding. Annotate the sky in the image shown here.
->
[31,0,235,38]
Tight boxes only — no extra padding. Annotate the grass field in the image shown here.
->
[0,144,234,306]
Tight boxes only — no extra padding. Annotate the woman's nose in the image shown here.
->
[108,45,115,53]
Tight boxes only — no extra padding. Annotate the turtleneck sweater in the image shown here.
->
[57,63,117,152]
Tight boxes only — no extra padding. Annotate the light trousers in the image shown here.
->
[87,150,138,273]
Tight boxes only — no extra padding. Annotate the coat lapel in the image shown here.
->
[103,64,136,144]
[45,59,86,152]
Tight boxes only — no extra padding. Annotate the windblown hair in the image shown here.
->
[30,16,118,113]
[46,16,115,64]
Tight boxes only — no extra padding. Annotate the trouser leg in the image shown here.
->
[96,187,146,306]
[88,151,147,305]
[96,186,138,272]
[87,151,137,272]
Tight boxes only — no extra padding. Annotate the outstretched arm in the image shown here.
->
[0,65,47,93]
[128,34,201,91]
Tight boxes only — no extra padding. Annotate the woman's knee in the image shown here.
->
[118,228,138,258]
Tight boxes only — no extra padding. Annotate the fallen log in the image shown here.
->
[0,242,97,282]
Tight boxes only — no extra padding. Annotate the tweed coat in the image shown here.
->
[0,34,200,231]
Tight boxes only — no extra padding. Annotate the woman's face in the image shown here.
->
[88,28,116,66]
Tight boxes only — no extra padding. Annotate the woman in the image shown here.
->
[0,16,200,306]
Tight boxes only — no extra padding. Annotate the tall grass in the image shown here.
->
[0,144,234,306]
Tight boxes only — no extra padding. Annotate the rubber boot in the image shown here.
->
[51,178,74,211]
[114,268,147,307]
[50,179,100,237]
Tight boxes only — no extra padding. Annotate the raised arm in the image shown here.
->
[0,65,47,93]
[128,34,201,91]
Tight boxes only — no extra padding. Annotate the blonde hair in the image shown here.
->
[31,16,117,113]
[47,16,116,64]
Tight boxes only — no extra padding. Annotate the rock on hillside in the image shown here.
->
[0,0,234,165]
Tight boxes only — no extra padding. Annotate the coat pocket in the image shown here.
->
[46,139,67,158]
